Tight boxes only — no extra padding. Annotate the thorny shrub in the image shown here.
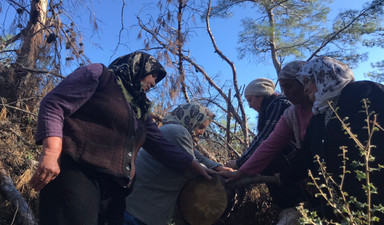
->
[298,99,384,224]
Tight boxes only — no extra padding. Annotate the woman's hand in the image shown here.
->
[190,160,217,180]
[29,137,62,191]
[219,170,245,183]
[224,160,238,169]
[214,165,234,172]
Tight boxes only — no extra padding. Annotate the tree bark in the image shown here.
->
[266,5,282,75]
[17,0,48,68]
[15,0,48,104]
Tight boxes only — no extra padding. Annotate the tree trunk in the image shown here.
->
[266,6,281,75]
[17,0,48,68]
[15,0,48,105]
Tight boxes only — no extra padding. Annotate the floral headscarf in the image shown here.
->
[297,56,355,115]
[108,52,166,119]
[162,102,215,136]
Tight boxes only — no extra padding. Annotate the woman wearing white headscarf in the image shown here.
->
[124,102,232,225]
[284,56,384,221]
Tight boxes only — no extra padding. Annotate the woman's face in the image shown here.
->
[279,79,307,105]
[141,73,158,92]
[193,119,211,138]
[303,78,318,102]
[245,95,264,112]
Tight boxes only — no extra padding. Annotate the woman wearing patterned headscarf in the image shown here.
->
[124,102,232,225]
[30,52,215,225]
[286,56,384,221]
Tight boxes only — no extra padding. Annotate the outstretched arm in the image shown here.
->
[240,116,294,176]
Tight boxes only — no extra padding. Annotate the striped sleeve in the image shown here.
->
[236,98,291,167]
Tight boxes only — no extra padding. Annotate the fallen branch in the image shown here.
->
[226,175,278,189]
[0,160,37,225]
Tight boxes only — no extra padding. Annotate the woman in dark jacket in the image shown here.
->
[225,77,306,220]
[29,52,214,225]
[283,56,384,222]
[226,78,292,169]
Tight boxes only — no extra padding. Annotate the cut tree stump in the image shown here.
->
[174,174,235,225]
[174,174,278,225]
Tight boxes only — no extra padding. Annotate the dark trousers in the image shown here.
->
[39,156,128,225]
[262,152,306,209]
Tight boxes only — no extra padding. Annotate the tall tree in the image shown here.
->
[0,0,94,111]
[211,0,331,74]
[211,0,384,76]
[367,60,384,83]
[0,1,97,222]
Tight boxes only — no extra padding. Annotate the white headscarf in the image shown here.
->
[297,56,355,115]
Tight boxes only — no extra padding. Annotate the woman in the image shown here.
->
[286,56,384,221]
[222,61,313,224]
[226,77,292,169]
[29,52,214,225]
[124,102,232,225]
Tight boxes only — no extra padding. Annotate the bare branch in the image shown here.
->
[212,120,248,145]
[14,64,64,79]
[226,89,231,144]
[195,144,217,161]
[176,0,190,102]
[206,0,249,145]
[205,128,241,158]
[0,33,22,51]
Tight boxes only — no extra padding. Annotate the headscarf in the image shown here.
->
[108,51,166,119]
[297,56,355,115]
[162,102,215,136]
[278,61,307,80]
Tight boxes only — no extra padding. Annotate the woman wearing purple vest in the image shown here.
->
[29,52,214,225]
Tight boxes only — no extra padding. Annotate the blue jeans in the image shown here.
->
[124,212,146,225]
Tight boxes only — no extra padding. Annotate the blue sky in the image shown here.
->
[77,0,381,121]
[1,0,379,82]
[1,0,382,122]
[83,0,380,82]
